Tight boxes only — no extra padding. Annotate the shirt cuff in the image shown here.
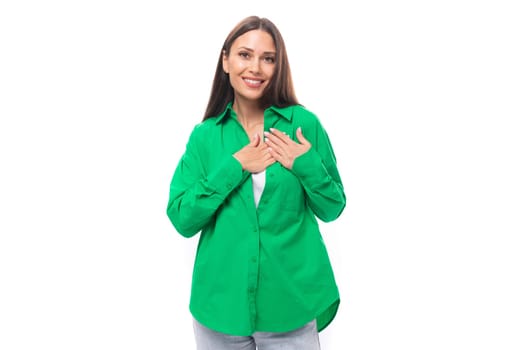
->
[207,155,247,194]
[291,148,327,184]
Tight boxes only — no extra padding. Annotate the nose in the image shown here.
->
[249,58,261,74]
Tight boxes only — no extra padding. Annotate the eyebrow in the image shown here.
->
[237,46,276,55]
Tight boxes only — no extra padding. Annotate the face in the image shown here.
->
[223,29,276,103]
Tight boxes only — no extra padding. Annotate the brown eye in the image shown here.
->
[239,52,250,59]
[264,56,275,63]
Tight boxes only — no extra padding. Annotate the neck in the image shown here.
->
[233,100,264,128]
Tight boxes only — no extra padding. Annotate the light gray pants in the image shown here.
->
[193,318,321,350]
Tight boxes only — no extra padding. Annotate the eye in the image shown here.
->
[239,51,250,59]
[264,56,276,64]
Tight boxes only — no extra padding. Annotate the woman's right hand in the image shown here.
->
[233,133,275,173]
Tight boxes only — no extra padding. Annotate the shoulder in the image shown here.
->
[188,118,219,141]
[272,104,321,123]
[288,105,323,128]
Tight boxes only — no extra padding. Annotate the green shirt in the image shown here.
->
[166,103,346,336]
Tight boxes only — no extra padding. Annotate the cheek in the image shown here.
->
[264,66,276,80]
[234,61,247,72]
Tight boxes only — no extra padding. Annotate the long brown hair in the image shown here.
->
[202,16,299,121]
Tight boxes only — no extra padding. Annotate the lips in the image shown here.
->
[243,78,264,88]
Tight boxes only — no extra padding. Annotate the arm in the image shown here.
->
[265,117,346,222]
[291,123,346,222]
[166,126,248,237]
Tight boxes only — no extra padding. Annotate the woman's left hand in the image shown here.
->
[264,127,311,169]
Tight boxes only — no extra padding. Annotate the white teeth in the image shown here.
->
[244,78,262,85]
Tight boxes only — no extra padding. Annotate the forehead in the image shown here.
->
[231,29,276,52]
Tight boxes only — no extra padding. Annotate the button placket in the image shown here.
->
[247,224,260,328]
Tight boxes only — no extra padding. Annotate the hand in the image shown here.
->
[233,133,276,173]
[264,127,311,169]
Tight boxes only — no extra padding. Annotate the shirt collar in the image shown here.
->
[215,102,293,124]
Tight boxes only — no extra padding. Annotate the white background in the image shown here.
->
[1,0,524,349]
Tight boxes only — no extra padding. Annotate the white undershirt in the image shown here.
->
[251,170,266,208]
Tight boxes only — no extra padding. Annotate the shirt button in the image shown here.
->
[251,257,257,263]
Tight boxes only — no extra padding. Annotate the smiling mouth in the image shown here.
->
[243,78,264,87]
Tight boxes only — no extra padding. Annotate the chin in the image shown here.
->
[240,92,264,101]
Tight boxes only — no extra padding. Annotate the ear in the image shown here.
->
[222,50,229,74]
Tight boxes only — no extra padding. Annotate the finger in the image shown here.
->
[258,138,274,152]
[267,146,291,169]
[264,151,276,162]
[263,156,276,168]
[267,146,279,160]
[267,141,287,159]
[295,127,309,145]
[251,133,261,147]
[264,131,287,148]
[263,138,283,156]
[269,128,290,142]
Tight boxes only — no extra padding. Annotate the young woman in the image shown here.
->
[166,15,346,350]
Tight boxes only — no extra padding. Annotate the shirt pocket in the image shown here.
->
[274,164,305,212]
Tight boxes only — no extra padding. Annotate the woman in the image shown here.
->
[166,15,346,349]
